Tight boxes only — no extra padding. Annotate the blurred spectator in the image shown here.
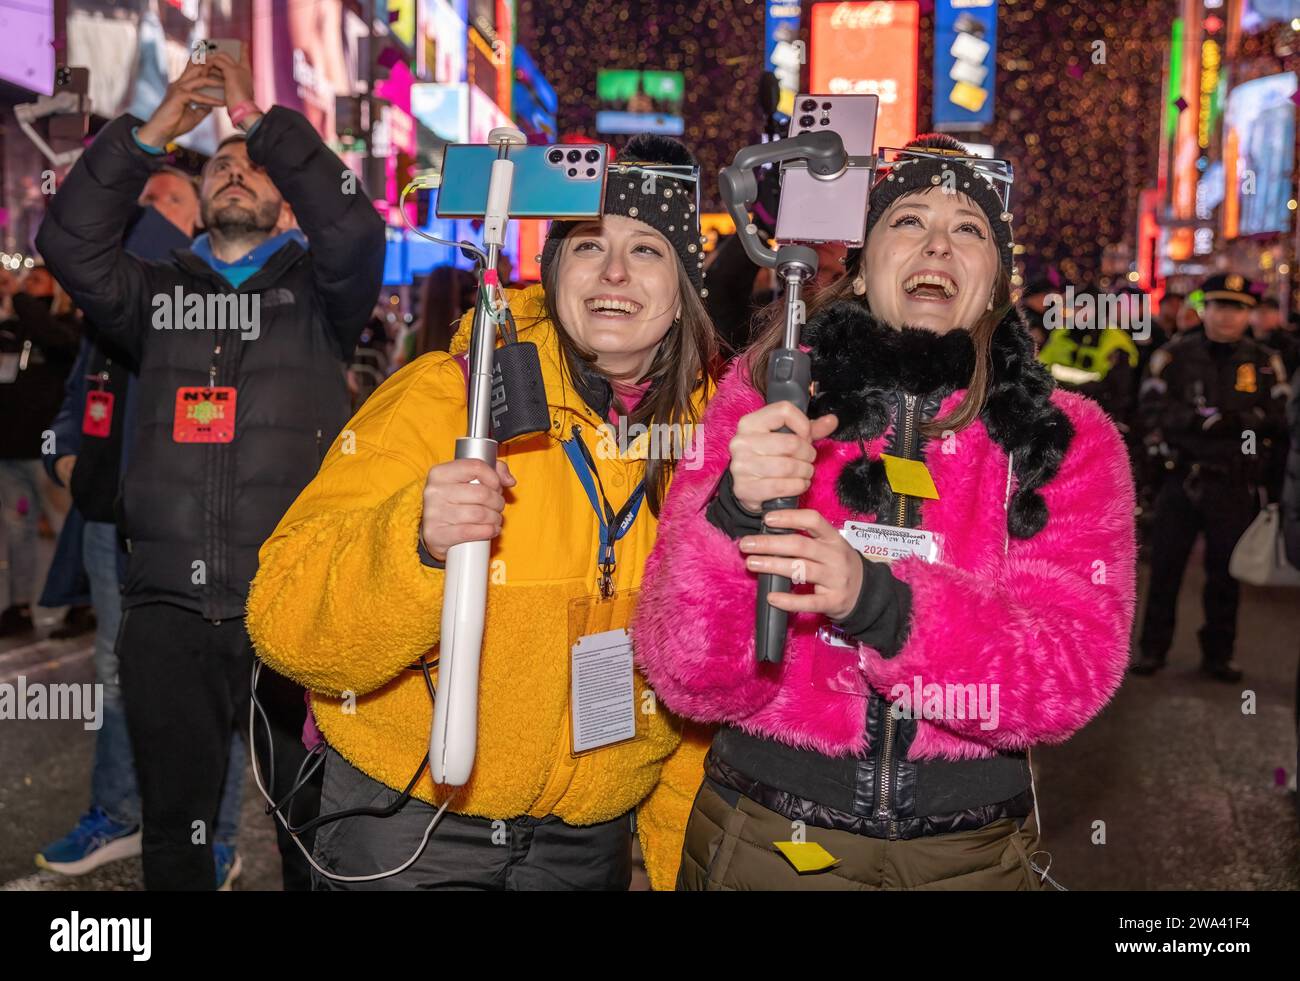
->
[1135,273,1288,682]
[36,51,384,890]
[411,265,475,359]
[1251,297,1299,378]
[1139,290,1181,380]
[1154,291,1183,338]
[35,174,249,884]
[1175,301,1203,335]
[1038,284,1138,426]
[0,264,81,637]
[347,310,390,411]
[138,165,202,235]
[1018,277,1055,352]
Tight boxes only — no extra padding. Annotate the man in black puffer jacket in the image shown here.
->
[36,50,384,889]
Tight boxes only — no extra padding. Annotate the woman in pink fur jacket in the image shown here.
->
[633,135,1137,890]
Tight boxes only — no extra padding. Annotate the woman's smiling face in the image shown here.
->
[554,213,682,379]
[855,188,999,334]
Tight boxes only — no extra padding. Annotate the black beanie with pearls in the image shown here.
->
[539,134,706,296]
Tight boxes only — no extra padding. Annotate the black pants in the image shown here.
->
[117,601,321,890]
[1138,472,1257,666]
[310,747,633,890]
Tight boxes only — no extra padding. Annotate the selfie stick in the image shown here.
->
[719,131,848,664]
[431,126,527,786]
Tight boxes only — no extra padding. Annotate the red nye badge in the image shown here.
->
[173,386,237,443]
[82,390,115,437]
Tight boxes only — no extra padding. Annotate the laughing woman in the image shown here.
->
[634,135,1136,890]
[247,136,716,890]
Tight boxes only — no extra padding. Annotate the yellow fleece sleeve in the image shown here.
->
[247,355,465,697]
[636,721,712,891]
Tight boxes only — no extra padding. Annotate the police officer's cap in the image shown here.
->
[1200,272,1256,307]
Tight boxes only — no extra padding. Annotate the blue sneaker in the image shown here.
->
[35,807,142,876]
[214,842,242,891]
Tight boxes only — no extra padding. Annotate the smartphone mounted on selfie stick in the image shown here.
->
[429,127,527,786]
[425,129,609,785]
[719,114,875,664]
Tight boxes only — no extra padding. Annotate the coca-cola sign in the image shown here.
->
[810,1,918,151]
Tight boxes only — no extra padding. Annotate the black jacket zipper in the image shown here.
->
[875,391,919,838]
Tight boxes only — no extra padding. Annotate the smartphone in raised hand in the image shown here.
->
[193,39,242,102]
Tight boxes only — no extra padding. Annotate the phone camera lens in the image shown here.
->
[820,117,831,125]
[585,167,596,177]
[584,148,600,163]
[568,167,578,177]
[799,115,815,128]
[800,98,817,112]
[822,101,833,111]
[566,149,582,163]
[547,148,564,164]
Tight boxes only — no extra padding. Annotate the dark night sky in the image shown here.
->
[518,1,1295,287]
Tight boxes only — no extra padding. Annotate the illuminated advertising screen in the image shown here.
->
[1167,0,1203,259]
[495,0,515,116]
[0,0,55,94]
[411,82,470,143]
[765,0,803,118]
[467,27,500,106]
[933,0,997,129]
[252,0,363,142]
[388,0,417,49]
[1241,0,1300,32]
[596,69,686,136]
[468,82,510,142]
[1223,71,1297,238]
[810,1,918,153]
[418,0,468,84]
[67,0,251,155]
[513,47,558,142]
[468,0,496,42]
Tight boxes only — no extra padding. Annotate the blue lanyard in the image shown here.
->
[562,429,646,598]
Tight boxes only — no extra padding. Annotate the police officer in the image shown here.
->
[1134,273,1290,681]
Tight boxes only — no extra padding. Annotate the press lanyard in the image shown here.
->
[562,426,645,599]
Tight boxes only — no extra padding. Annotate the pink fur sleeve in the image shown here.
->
[633,367,786,721]
[860,393,1137,750]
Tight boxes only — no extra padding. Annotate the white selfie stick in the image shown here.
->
[430,126,527,786]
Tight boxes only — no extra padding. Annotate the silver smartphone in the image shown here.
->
[774,94,879,246]
[436,144,608,220]
[194,39,242,101]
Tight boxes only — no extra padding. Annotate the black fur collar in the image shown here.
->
[804,300,1074,539]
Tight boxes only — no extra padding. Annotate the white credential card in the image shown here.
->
[570,628,637,753]
[840,520,943,564]
[819,521,943,649]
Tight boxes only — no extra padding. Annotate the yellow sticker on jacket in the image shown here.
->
[773,841,839,873]
[880,454,939,500]
[1235,363,1257,393]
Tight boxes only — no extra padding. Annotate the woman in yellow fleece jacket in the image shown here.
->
[247,135,716,890]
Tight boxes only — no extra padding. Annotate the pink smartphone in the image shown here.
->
[774,94,879,246]
[194,39,242,101]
